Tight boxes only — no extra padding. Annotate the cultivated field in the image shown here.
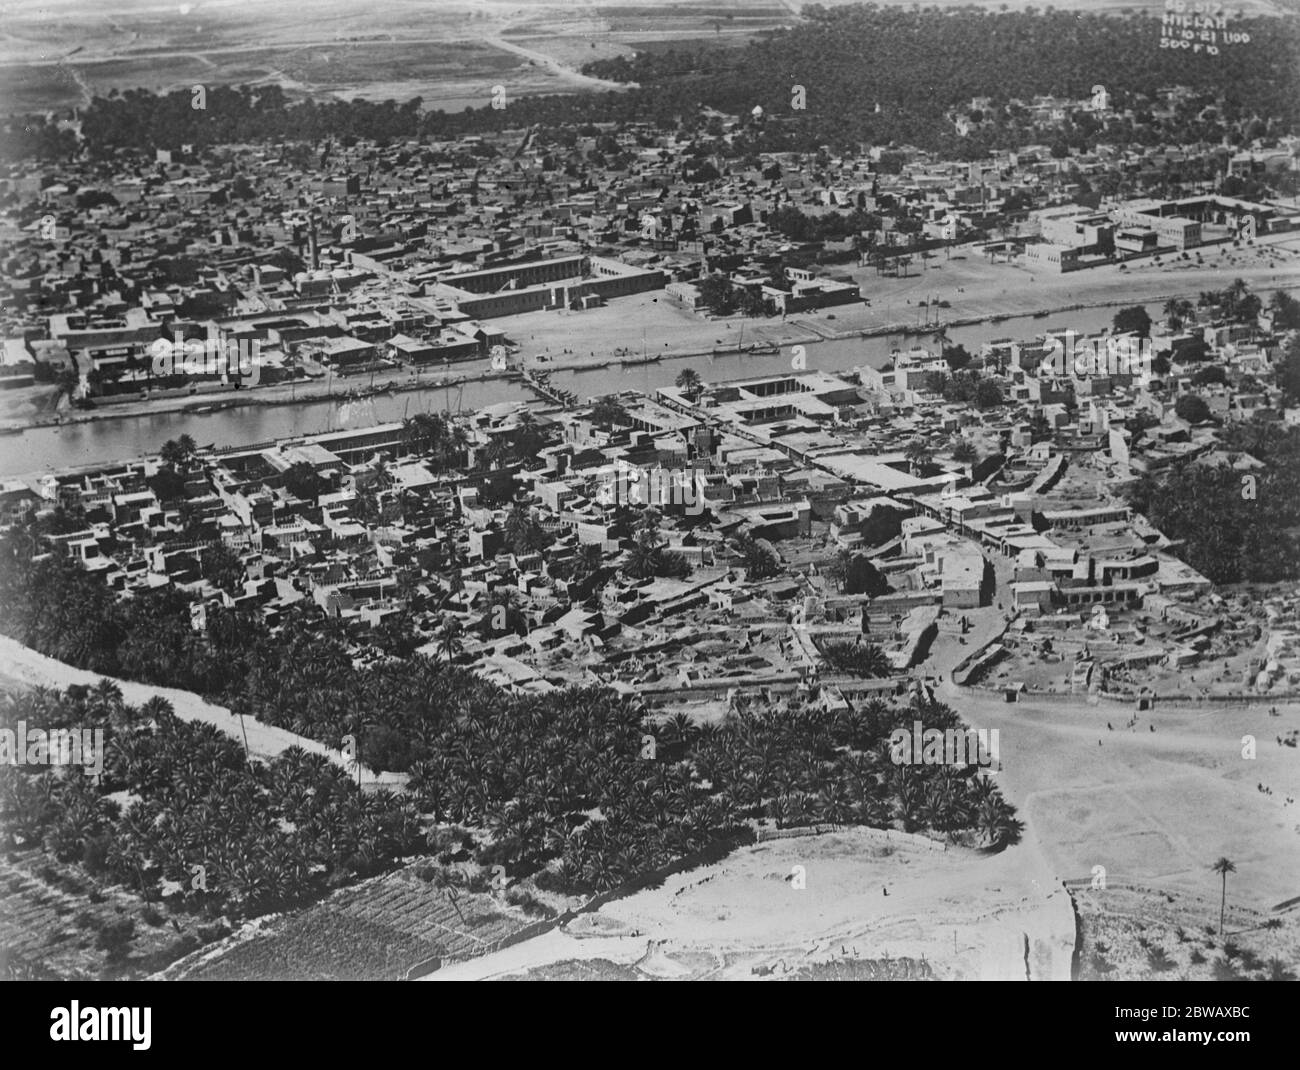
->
[0,852,209,980]
[166,867,540,980]
[0,0,791,112]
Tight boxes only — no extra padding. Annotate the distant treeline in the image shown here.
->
[2,6,1297,161]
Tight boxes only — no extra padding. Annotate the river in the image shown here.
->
[1,304,1147,479]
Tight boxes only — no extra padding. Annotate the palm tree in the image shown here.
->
[1224,279,1249,319]
[159,438,186,468]
[438,618,463,663]
[951,438,978,465]
[504,503,548,555]
[819,549,850,591]
[56,364,81,400]
[624,534,657,580]
[590,397,628,430]
[977,796,1022,848]
[822,640,890,678]
[484,436,513,470]
[1212,857,1236,936]
[904,439,932,475]
[675,368,703,400]
[570,542,603,583]
[733,532,778,580]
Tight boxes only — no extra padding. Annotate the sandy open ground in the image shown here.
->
[432,829,1076,981]
[939,681,1300,911]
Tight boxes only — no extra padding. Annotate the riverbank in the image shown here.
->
[10,270,1291,437]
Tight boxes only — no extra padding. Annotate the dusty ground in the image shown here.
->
[432,828,1076,981]
[937,679,1300,911]
[842,234,1300,328]
[1074,885,1300,981]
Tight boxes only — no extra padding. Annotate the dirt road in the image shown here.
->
[0,634,405,788]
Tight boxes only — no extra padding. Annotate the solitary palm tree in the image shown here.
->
[438,618,463,663]
[675,368,703,399]
[951,438,977,465]
[1212,857,1236,936]
[904,439,932,475]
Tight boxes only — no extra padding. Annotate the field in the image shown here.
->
[0,0,794,113]
[0,852,207,980]
[168,867,542,980]
[17,0,1288,113]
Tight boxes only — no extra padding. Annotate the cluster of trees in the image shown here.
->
[733,532,779,580]
[1113,306,1153,338]
[10,9,1295,167]
[0,684,426,920]
[937,371,1004,410]
[589,396,631,431]
[584,7,1300,156]
[0,532,269,693]
[1127,421,1300,584]
[1197,278,1265,325]
[767,206,879,244]
[623,510,690,581]
[820,640,891,678]
[822,550,890,597]
[690,696,1022,844]
[1174,394,1212,425]
[696,273,768,317]
[400,411,472,473]
[1265,290,1300,332]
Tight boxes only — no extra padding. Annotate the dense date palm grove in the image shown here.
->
[1,684,425,918]
[1,671,1019,925]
